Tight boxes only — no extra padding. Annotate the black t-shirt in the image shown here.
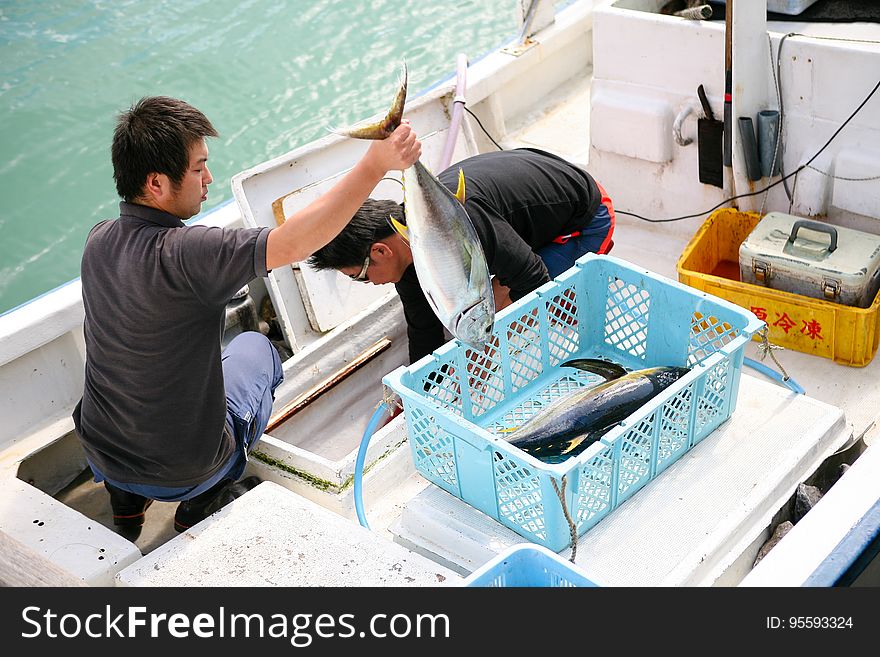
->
[395,148,601,363]
[73,202,270,487]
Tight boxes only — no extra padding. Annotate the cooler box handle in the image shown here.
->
[787,220,838,253]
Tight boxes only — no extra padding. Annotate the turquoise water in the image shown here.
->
[0,0,532,314]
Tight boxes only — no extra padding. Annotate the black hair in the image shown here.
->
[308,198,401,270]
[111,96,218,202]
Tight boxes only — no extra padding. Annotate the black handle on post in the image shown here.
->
[697,84,714,121]
[787,220,838,253]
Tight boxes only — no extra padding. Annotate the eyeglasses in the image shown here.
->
[348,254,371,282]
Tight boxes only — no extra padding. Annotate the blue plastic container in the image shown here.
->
[383,254,764,551]
[464,544,601,587]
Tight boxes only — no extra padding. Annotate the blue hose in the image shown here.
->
[354,401,391,529]
[743,357,805,395]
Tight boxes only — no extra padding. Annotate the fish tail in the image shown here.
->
[561,358,628,381]
[335,61,408,140]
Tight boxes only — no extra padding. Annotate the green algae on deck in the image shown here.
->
[251,438,407,494]
[251,451,335,491]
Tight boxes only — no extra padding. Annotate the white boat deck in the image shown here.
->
[116,481,461,587]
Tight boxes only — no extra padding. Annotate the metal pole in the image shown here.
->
[724,0,738,204]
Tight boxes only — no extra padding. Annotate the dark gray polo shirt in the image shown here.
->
[73,202,271,487]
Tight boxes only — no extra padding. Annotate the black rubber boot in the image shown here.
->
[104,481,153,541]
[173,475,262,533]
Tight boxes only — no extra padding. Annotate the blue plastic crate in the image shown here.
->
[383,253,764,551]
[463,544,601,587]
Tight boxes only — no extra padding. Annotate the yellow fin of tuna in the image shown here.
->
[389,215,410,242]
[455,168,466,203]
[561,435,589,455]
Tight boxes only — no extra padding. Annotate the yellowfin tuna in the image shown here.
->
[501,358,691,464]
[337,62,495,351]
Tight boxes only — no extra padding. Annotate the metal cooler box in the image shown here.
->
[739,213,880,309]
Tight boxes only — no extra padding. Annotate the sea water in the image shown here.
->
[0,0,535,314]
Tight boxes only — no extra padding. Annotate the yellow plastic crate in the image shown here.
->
[677,209,880,367]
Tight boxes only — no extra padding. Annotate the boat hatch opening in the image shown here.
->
[264,337,400,462]
[249,330,415,510]
[13,433,183,554]
[16,430,88,498]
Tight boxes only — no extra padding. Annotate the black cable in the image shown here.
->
[618,76,880,223]
[776,33,795,203]
[464,106,505,151]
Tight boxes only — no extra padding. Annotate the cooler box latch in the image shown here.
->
[752,260,771,284]
[822,279,841,301]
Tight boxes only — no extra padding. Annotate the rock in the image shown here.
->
[754,521,794,567]
[793,483,823,523]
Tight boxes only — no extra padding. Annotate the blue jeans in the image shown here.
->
[536,201,614,279]
[89,332,283,502]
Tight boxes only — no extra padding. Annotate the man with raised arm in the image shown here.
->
[73,96,420,539]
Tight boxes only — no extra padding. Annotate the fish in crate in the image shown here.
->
[497,358,691,464]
